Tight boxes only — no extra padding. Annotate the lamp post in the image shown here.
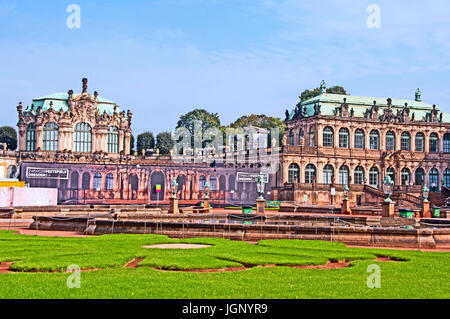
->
[341,184,352,215]
[421,184,431,218]
[382,175,395,217]
[203,181,211,212]
[255,174,266,214]
[169,178,179,214]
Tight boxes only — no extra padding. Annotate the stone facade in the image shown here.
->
[16,78,132,157]
[275,84,450,206]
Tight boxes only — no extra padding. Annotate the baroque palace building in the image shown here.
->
[273,81,450,207]
[11,78,265,204]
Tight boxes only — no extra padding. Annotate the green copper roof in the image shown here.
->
[26,92,120,115]
[288,92,450,123]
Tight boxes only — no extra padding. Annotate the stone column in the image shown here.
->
[35,125,43,150]
[124,132,131,155]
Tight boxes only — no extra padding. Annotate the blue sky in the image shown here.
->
[1,0,449,135]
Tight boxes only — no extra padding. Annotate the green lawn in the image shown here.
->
[0,230,448,298]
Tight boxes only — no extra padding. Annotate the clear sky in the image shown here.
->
[1,0,449,135]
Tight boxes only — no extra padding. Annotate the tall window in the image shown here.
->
[429,168,439,192]
[401,132,411,151]
[429,133,439,153]
[386,131,395,151]
[199,175,206,191]
[443,169,450,188]
[415,133,425,152]
[387,167,396,184]
[323,164,334,184]
[298,129,304,146]
[26,124,36,151]
[289,130,295,146]
[339,165,349,185]
[74,123,92,152]
[105,173,114,190]
[339,128,349,148]
[305,164,316,184]
[369,167,379,188]
[309,127,315,147]
[93,173,102,190]
[354,129,365,149]
[369,130,380,150]
[444,133,450,153]
[401,168,411,185]
[107,126,119,153]
[42,122,59,151]
[288,163,300,183]
[354,166,365,185]
[323,127,334,147]
[415,168,425,185]
[82,172,91,190]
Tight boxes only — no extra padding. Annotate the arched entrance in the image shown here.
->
[150,171,165,201]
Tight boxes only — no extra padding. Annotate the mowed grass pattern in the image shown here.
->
[0,230,449,298]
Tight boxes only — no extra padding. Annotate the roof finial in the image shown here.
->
[82,78,88,93]
[319,80,326,94]
[415,88,422,101]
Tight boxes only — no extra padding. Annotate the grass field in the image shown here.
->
[0,230,449,299]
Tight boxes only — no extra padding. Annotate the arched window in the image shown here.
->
[309,127,315,147]
[386,131,395,151]
[210,176,217,191]
[74,123,92,153]
[305,164,316,184]
[82,172,91,190]
[354,129,365,149]
[369,130,380,150]
[26,124,36,151]
[415,168,425,186]
[323,127,334,147]
[339,128,349,148]
[429,168,439,192]
[387,167,396,184]
[7,165,17,179]
[369,167,379,188]
[107,126,119,153]
[401,168,411,185]
[288,163,300,183]
[298,129,304,146]
[339,165,349,185]
[415,133,425,152]
[323,164,334,184]
[444,133,450,153]
[354,166,365,185]
[105,173,114,190]
[42,122,59,151]
[93,173,102,190]
[199,175,206,191]
[443,169,450,188]
[401,132,411,151]
[70,171,79,189]
[429,133,439,153]
[289,130,295,146]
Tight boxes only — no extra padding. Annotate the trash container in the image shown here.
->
[432,208,440,218]
[399,209,413,219]
[242,206,253,215]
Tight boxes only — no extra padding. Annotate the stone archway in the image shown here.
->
[176,175,187,200]
[150,171,165,201]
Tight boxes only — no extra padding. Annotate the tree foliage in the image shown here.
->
[299,85,348,102]
[176,109,221,136]
[137,132,155,154]
[0,126,17,150]
[156,131,174,155]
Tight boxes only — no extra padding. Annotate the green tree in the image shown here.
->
[176,109,221,147]
[299,85,348,102]
[137,132,155,154]
[156,131,175,155]
[129,134,135,155]
[228,114,285,147]
[0,126,17,150]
